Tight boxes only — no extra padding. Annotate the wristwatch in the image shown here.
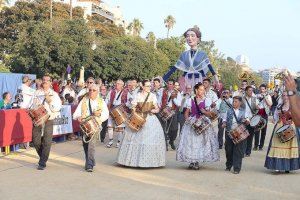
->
[287,90,296,96]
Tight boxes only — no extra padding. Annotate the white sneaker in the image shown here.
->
[106,140,113,148]
[116,142,120,148]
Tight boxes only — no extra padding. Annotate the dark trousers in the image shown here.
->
[254,115,268,149]
[100,119,108,142]
[218,118,225,148]
[245,125,257,155]
[32,120,54,167]
[82,135,96,169]
[178,111,185,133]
[225,133,246,172]
[163,112,178,142]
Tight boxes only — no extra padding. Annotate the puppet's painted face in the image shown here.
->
[185,31,199,48]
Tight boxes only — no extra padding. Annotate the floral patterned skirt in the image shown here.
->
[176,122,220,163]
[117,115,166,168]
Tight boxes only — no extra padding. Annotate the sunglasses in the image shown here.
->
[87,82,94,84]
[89,89,97,92]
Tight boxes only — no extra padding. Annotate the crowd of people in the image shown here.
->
[0,27,299,175]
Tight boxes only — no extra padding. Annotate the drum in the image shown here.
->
[191,116,211,135]
[28,105,50,127]
[208,108,219,122]
[110,105,128,126]
[250,115,266,130]
[127,112,146,131]
[80,116,101,139]
[275,125,295,143]
[159,107,175,121]
[228,124,250,144]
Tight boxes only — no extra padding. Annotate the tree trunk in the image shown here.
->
[167,28,170,39]
[70,0,72,20]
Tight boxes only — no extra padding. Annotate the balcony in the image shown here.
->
[92,4,114,22]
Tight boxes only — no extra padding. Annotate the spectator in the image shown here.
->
[0,92,12,109]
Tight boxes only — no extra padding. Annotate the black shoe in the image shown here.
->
[285,171,290,173]
[253,147,258,151]
[233,171,240,174]
[259,147,263,151]
[219,146,223,149]
[245,154,250,157]
[37,165,45,170]
[86,168,93,172]
[188,163,195,169]
[225,167,231,171]
[169,141,176,150]
[193,162,200,170]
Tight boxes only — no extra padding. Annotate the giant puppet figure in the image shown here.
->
[163,27,220,90]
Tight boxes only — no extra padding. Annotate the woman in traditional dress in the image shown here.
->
[177,83,220,170]
[117,80,166,168]
[264,91,300,173]
[163,27,220,91]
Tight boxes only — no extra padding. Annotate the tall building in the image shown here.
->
[259,67,297,85]
[235,55,251,71]
[55,0,126,28]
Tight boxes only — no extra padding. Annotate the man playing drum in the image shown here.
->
[106,79,129,148]
[255,84,272,150]
[73,84,109,172]
[243,86,259,157]
[160,80,182,150]
[222,96,247,174]
[31,75,62,170]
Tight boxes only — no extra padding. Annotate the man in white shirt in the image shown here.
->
[243,86,259,156]
[31,75,62,170]
[18,75,35,109]
[254,84,272,150]
[73,84,109,172]
[76,77,95,103]
[106,79,128,148]
[152,78,164,108]
[160,80,182,150]
[178,84,192,131]
[217,90,232,149]
[222,96,246,174]
[203,78,218,107]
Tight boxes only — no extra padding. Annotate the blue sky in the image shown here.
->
[108,0,300,72]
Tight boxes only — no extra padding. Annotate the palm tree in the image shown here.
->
[164,15,176,38]
[146,32,156,48]
[127,18,143,36]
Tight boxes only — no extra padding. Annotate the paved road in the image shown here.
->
[0,123,299,200]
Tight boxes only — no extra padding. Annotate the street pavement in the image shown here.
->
[0,122,299,200]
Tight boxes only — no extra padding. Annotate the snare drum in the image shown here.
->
[110,105,128,126]
[275,125,295,143]
[127,112,146,131]
[80,116,101,138]
[250,115,266,130]
[159,107,175,121]
[28,105,50,127]
[228,124,250,144]
[191,116,211,135]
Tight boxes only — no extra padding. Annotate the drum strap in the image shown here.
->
[223,99,232,109]
[230,106,240,125]
[88,99,93,116]
[116,89,123,101]
[194,97,203,115]
[244,97,255,114]
[140,92,151,112]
